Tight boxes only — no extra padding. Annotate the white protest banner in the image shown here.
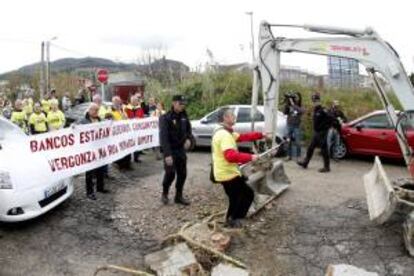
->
[15,117,159,184]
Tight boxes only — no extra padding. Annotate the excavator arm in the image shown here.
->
[251,21,414,256]
[253,21,414,175]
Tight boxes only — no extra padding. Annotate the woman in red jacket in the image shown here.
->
[211,108,266,228]
[124,95,145,119]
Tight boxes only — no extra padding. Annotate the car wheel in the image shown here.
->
[332,139,347,159]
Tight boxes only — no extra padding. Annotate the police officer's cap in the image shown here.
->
[172,95,187,104]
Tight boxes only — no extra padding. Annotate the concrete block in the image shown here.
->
[211,263,249,276]
[326,264,378,276]
[145,243,202,276]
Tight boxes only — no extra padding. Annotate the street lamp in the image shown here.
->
[245,11,255,62]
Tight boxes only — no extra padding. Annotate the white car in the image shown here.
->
[190,105,288,148]
[0,117,73,222]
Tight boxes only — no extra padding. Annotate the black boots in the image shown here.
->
[224,218,242,228]
[162,191,190,206]
[318,167,330,173]
[87,193,97,200]
[161,193,169,205]
[174,195,190,206]
[297,160,308,169]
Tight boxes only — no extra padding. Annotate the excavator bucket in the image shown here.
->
[241,147,290,216]
[363,156,398,224]
[364,157,414,256]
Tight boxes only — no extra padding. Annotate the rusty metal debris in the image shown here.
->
[93,264,154,276]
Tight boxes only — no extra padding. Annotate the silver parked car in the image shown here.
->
[190,105,288,148]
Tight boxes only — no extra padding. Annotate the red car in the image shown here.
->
[334,110,414,159]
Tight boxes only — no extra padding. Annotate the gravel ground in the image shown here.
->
[1,150,414,275]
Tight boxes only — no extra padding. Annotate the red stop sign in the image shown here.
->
[97,69,108,83]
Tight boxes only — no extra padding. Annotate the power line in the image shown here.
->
[0,37,37,44]
[49,42,90,57]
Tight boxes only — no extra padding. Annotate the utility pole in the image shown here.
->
[40,41,45,99]
[246,11,258,137]
[46,41,50,93]
[245,11,256,62]
[45,37,57,94]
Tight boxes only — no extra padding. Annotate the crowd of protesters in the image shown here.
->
[0,89,166,134]
[0,89,67,135]
[0,88,168,200]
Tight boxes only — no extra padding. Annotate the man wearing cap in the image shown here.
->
[297,92,333,173]
[159,95,192,205]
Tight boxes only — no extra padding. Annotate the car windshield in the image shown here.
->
[237,107,264,122]
[359,114,392,129]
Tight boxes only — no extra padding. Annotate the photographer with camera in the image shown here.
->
[283,91,304,161]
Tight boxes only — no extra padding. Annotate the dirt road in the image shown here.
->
[0,151,413,275]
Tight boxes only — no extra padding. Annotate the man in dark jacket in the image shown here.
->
[80,103,108,200]
[297,93,333,173]
[159,95,192,205]
[327,100,348,159]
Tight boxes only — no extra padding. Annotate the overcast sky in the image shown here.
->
[1,0,413,75]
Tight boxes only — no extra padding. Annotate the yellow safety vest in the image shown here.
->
[212,128,242,182]
[41,99,51,114]
[11,110,28,133]
[98,105,112,120]
[111,109,126,121]
[47,110,66,130]
[23,99,33,116]
[29,112,48,133]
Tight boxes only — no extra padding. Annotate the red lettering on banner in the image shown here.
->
[112,124,131,136]
[48,151,97,172]
[119,139,136,151]
[79,127,110,144]
[98,148,107,158]
[132,120,158,131]
[107,144,119,155]
[30,134,75,153]
[137,135,153,145]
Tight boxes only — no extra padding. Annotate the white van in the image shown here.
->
[0,117,73,222]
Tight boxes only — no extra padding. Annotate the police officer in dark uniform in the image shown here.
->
[297,92,333,173]
[159,95,192,205]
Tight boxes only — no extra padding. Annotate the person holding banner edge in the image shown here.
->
[80,103,108,200]
[159,95,192,206]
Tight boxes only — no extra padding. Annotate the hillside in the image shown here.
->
[0,57,189,80]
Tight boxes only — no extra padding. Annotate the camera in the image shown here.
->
[283,91,298,105]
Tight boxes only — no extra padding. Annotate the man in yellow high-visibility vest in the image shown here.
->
[47,99,66,131]
[29,102,48,134]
